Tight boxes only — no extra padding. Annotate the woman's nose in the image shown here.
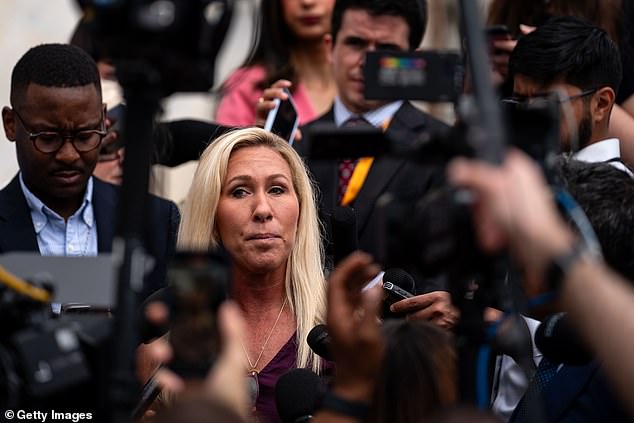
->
[252,192,273,221]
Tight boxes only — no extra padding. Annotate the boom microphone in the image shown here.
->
[275,368,323,423]
[535,313,593,366]
[307,324,332,361]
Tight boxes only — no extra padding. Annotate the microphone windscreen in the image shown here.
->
[383,268,415,293]
[307,324,332,361]
[535,313,593,366]
[275,368,323,423]
[330,206,359,266]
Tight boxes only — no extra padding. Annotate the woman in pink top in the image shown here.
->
[216,0,336,126]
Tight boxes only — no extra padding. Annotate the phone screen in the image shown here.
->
[264,88,299,145]
[168,251,230,379]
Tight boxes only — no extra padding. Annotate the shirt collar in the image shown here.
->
[19,173,95,232]
[333,96,403,128]
[574,138,621,163]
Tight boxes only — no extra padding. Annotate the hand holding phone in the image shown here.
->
[264,87,299,145]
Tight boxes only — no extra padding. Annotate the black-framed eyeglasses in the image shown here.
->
[501,88,598,108]
[12,109,107,154]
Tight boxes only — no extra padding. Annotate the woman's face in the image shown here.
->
[282,0,335,41]
[216,146,300,275]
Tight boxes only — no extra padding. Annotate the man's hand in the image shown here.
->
[327,252,383,402]
[447,149,575,296]
[389,291,459,330]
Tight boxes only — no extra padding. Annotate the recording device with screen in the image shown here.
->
[264,88,300,145]
[168,251,230,379]
[383,281,414,305]
[363,50,463,103]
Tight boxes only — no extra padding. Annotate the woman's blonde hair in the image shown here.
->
[178,127,326,373]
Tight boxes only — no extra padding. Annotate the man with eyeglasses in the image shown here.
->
[0,43,179,299]
[506,16,631,176]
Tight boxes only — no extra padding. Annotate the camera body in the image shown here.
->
[77,0,234,95]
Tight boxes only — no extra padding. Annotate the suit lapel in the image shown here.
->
[353,103,428,233]
[0,176,40,252]
[92,178,117,253]
[542,361,599,422]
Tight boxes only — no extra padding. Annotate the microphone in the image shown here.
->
[535,313,593,366]
[275,368,323,423]
[381,268,415,318]
[330,206,358,266]
[493,313,537,380]
[307,324,332,361]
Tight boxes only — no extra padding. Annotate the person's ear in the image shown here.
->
[324,34,334,64]
[2,106,17,142]
[592,87,615,123]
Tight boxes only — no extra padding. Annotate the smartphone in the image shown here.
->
[485,25,512,54]
[382,281,414,305]
[101,103,126,155]
[168,250,230,379]
[264,88,299,145]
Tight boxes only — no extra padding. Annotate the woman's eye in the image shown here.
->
[231,188,249,198]
[269,186,286,195]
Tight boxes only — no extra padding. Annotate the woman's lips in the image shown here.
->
[300,16,322,25]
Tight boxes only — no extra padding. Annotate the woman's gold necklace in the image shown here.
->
[242,297,288,375]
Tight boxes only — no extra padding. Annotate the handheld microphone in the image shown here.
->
[493,313,537,380]
[275,368,323,423]
[535,313,593,366]
[307,324,332,361]
[330,206,359,266]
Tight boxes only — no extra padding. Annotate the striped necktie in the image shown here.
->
[338,116,372,203]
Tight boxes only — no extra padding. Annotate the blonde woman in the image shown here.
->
[178,127,327,423]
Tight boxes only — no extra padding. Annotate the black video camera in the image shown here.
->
[76,0,234,96]
[0,282,112,418]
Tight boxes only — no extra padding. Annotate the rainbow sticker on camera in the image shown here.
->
[364,50,463,103]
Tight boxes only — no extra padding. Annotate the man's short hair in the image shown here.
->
[556,158,634,280]
[331,0,427,50]
[509,16,622,93]
[10,43,101,108]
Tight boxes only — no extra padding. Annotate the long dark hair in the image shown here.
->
[241,0,298,90]
[367,321,458,423]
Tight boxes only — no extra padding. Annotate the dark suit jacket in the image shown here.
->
[510,361,631,423]
[0,175,180,299]
[296,102,449,292]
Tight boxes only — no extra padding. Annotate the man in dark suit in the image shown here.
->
[294,0,456,326]
[494,160,633,423]
[0,43,179,299]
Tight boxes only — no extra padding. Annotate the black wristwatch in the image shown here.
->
[546,242,598,292]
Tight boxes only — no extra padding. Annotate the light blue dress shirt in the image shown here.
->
[333,96,403,128]
[19,174,98,257]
